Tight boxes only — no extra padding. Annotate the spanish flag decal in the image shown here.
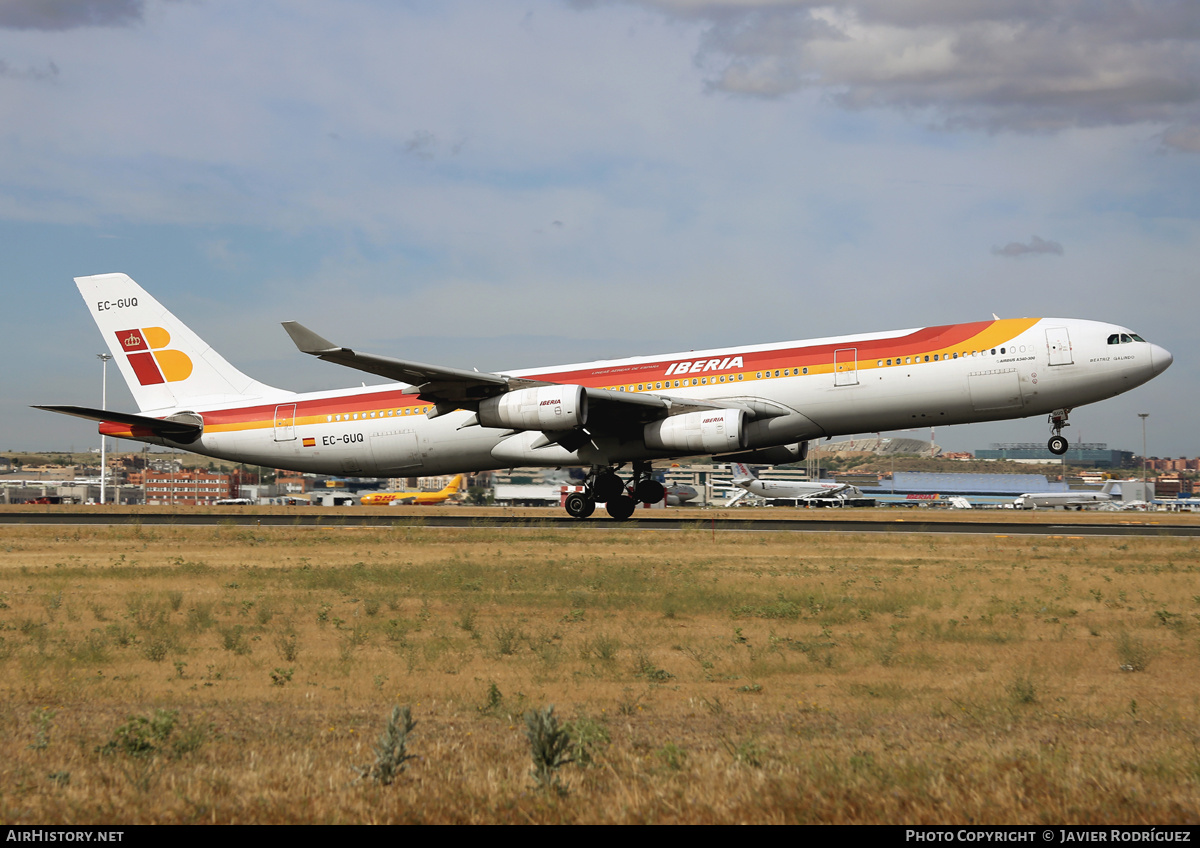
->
[302,437,316,447]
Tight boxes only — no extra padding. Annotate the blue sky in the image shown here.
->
[1,0,1196,457]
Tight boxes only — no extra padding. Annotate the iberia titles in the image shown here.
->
[663,356,744,376]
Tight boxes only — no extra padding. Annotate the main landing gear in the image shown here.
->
[564,462,666,521]
[1047,408,1071,456]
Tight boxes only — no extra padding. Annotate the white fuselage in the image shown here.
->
[111,316,1171,477]
[733,478,856,500]
[1013,491,1113,510]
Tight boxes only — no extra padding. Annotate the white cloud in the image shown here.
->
[992,235,1064,258]
[599,1,1200,150]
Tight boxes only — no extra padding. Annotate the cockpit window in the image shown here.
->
[1109,333,1145,344]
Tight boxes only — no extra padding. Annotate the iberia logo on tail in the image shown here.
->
[116,327,193,385]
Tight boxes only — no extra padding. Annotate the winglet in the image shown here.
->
[282,321,342,355]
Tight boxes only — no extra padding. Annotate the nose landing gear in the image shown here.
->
[1047,408,1071,456]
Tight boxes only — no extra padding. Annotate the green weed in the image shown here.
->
[524,705,573,793]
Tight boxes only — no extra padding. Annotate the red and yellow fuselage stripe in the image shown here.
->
[98,318,1039,438]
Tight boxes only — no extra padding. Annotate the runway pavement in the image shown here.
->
[2,506,1197,537]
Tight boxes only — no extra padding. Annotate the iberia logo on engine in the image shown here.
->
[116,327,193,385]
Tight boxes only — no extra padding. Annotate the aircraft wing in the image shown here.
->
[282,321,541,405]
[33,405,203,441]
[282,322,786,424]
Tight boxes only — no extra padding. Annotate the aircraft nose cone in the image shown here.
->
[1151,343,1174,376]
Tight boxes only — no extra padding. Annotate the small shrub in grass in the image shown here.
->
[524,705,573,793]
[355,705,417,786]
[275,631,300,662]
[634,651,673,681]
[29,708,55,752]
[186,603,215,632]
[1008,675,1037,705]
[493,624,522,656]
[1117,631,1150,671]
[722,736,765,768]
[564,714,610,767]
[219,624,251,655]
[581,634,620,661]
[657,741,686,771]
[479,680,504,716]
[142,638,170,663]
[96,709,206,791]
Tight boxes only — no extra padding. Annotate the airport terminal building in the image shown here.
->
[974,443,1132,467]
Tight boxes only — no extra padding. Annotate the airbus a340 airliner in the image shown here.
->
[38,274,1172,520]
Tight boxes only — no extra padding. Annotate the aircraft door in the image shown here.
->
[1046,328,1073,366]
[834,348,858,386]
[370,431,421,473]
[968,369,1024,411]
[273,404,297,442]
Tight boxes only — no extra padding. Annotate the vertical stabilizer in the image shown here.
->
[76,273,287,412]
[730,462,756,484]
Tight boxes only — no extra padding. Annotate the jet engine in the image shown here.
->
[644,409,746,454]
[478,385,587,431]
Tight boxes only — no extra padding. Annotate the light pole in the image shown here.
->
[97,353,112,504]
[1138,413,1149,484]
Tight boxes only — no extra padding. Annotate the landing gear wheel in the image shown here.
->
[605,496,637,520]
[635,479,665,505]
[1048,435,1068,456]
[564,493,596,519]
[593,472,625,502]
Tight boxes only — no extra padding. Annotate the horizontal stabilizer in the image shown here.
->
[33,405,203,441]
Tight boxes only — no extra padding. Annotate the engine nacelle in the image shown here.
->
[719,441,809,465]
[478,385,587,431]
[644,409,746,454]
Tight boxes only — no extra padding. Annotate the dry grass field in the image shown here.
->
[1,520,1198,824]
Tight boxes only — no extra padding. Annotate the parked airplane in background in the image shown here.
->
[37,274,1172,520]
[359,474,464,506]
[664,483,699,506]
[1012,482,1115,510]
[725,462,861,506]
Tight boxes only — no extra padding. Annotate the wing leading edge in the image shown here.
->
[280,322,794,428]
